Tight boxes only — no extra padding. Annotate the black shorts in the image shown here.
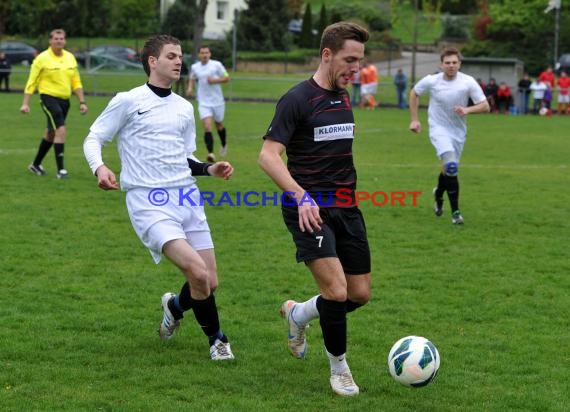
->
[40,94,70,132]
[282,206,371,274]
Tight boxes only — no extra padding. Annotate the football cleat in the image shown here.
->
[210,339,235,360]
[330,371,359,396]
[280,300,307,359]
[57,169,69,179]
[220,145,227,157]
[433,187,443,216]
[452,211,464,225]
[158,292,180,340]
[28,164,46,176]
[206,153,216,162]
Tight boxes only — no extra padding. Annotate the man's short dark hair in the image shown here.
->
[440,47,462,62]
[141,34,181,76]
[319,22,369,56]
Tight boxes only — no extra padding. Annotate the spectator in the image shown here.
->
[538,66,556,89]
[496,82,513,114]
[556,71,570,115]
[517,73,532,114]
[0,52,11,92]
[484,78,498,113]
[393,68,408,109]
[530,78,548,114]
[543,84,552,110]
[360,61,378,109]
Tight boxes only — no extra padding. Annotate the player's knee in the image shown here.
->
[443,161,459,176]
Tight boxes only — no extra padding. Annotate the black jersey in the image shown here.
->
[264,78,357,207]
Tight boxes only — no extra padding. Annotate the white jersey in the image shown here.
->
[190,59,228,106]
[414,71,486,153]
[84,84,198,191]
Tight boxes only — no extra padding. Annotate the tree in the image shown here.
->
[108,0,157,38]
[236,0,291,52]
[161,0,195,41]
[316,4,328,44]
[299,2,313,48]
[462,0,570,75]
[192,0,208,60]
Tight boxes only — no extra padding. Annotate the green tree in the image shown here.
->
[108,0,157,38]
[236,0,291,52]
[462,0,570,75]
[161,0,196,43]
[299,2,313,48]
[315,4,328,48]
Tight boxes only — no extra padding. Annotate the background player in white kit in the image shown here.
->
[186,46,229,162]
[409,47,489,224]
[83,35,235,360]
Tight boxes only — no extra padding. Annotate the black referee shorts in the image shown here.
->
[40,94,70,132]
[281,206,371,275]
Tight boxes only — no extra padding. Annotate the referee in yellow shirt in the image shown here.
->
[20,28,88,179]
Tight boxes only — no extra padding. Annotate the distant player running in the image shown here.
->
[186,46,229,162]
[409,47,490,224]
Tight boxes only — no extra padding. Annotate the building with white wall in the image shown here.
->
[160,0,247,40]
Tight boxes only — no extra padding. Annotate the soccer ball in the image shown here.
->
[539,107,550,116]
[388,335,440,388]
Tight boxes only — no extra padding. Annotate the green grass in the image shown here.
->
[0,91,568,411]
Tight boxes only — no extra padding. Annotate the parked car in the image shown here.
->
[555,54,570,75]
[0,41,38,65]
[75,45,140,69]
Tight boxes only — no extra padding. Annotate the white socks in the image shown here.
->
[327,350,350,375]
[291,295,320,325]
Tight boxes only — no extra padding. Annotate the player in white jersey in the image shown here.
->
[187,46,229,162]
[83,35,235,361]
[409,47,489,225]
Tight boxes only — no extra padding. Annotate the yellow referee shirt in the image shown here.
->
[24,47,83,99]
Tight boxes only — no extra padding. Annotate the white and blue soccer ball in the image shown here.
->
[388,335,440,387]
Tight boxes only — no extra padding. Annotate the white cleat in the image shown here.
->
[158,292,180,340]
[210,339,235,360]
[220,145,227,157]
[330,371,360,397]
[280,300,307,359]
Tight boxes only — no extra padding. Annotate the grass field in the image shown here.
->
[0,91,568,411]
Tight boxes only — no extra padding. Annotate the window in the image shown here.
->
[217,1,229,21]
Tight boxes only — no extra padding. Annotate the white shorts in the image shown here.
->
[558,94,569,103]
[198,104,225,123]
[126,187,212,264]
[361,82,378,95]
[430,134,465,159]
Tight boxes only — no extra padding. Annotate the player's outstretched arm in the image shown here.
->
[208,161,233,180]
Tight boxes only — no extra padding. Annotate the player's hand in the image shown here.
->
[453,105,468,117]
[20,104,30,114]
[208,161,234,180]
[409,120,421,133]
[297,198,322,233]
[79,103,88,115]
[95,165,119,190]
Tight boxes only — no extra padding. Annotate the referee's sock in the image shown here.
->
[33,138,53,166]
[54,143,65,171]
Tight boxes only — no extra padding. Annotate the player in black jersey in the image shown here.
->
[259,21,370,397]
